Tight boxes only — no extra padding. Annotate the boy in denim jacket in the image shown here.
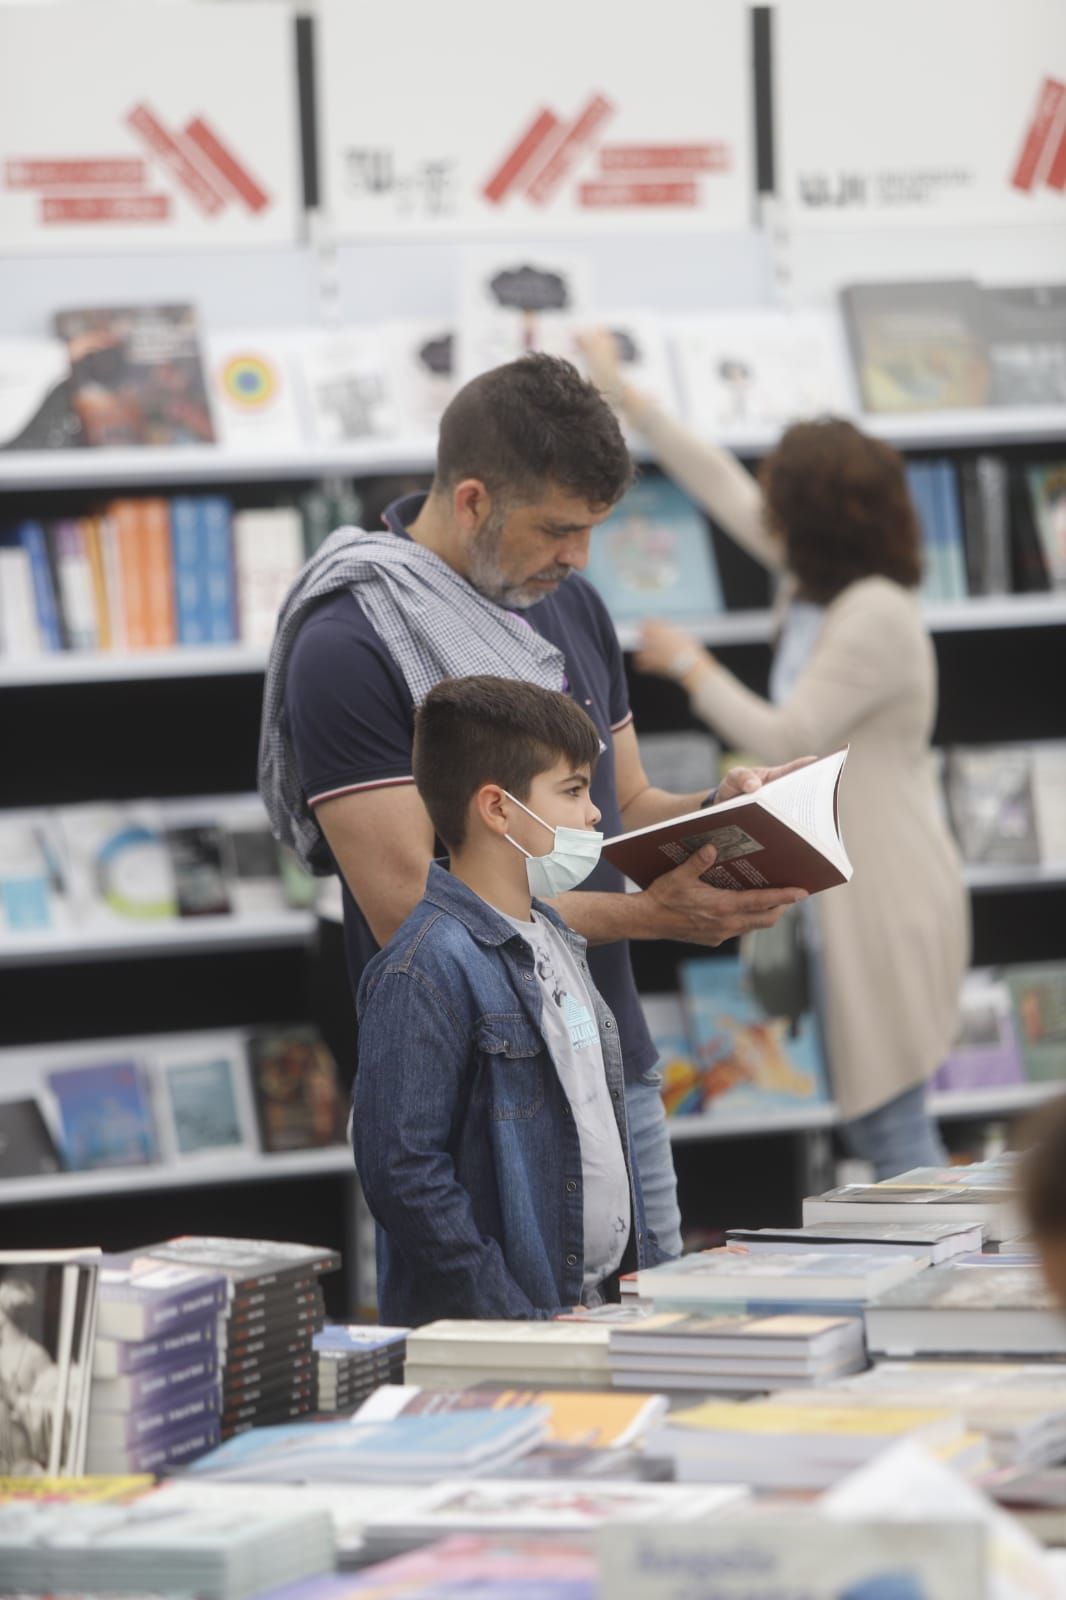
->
[353,675,664,1325]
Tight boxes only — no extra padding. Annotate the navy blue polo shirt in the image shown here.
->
[283,492,657,1084]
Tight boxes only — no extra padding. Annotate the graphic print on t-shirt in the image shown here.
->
[532,937,598,1052]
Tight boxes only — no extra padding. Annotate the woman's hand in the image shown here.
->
[634,619,714,687]
[575,327,625,394]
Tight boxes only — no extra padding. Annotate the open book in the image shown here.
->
[602,749,851,895]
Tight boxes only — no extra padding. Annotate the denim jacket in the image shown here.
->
[353,863,666,1326]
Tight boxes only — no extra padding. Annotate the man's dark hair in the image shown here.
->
[433,354,634,509]
[1023,1094,1066,1238]
[413,675,600,850]
[760,418,922,603]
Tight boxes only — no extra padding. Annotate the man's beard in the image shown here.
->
[467,510,572,609]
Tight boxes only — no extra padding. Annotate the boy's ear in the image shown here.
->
[471,782,510,836]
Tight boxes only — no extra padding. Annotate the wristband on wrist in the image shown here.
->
[668,647,703,682]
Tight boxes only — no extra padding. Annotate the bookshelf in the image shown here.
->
[0,912,315,968]
[0,1144,354,1209]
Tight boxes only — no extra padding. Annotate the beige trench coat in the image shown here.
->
[634,401,971,1120]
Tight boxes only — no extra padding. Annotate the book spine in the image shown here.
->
[975,456,1011,597]
[86,1415,222,1474]
[54,520,98,650]
[170,497,206,645]
[957,460,987,595]
[82,517,112,651]
[91,1349,220,1412]
[88,1382,220,1447]
[934,460,969,600]
[0,545,43,655]
[93,1315,220,1378]
[100,513,128,649]
[18,521,63,650]
[112,500,150,649]
[199,496,237,643]
[141,498,176,647]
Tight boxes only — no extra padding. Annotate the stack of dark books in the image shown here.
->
[313,1324,408,1414]
[136,1237,340,1439]
[87,1254,227,1473]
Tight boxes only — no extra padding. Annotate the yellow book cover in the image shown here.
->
[0,1476,154,1502]
[669,1401,958,1437]
[481,1389,665,1449]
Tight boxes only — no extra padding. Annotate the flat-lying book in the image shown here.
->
[725,1220,984,1263]
[601,748,851,894]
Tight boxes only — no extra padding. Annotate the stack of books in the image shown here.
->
[623,1247,931,1317]
[642,1397,980,1489]
[865,1263,1066,1359]
[186,1405,552,1484]
[403,1320,614,1390]
[606,1310,867,1395]
[354,1479,748,1566]
[0,1497,335,1600]
[134,1237,338,1437]
[773,1360,1066,1469]
[724,1218,985,1263]
[802,1157,1024,1244]
[86,1253,227,1473]
[312,1324,408,1414]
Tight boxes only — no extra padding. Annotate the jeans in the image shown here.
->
[625,1071,683,1260]
[841,1083,948,1181]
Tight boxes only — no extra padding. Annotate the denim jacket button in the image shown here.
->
[566,1253,578,1267]
[523,970,533,980]
[565,1179,578,1194]
[611,1089,621,1100]
[603,1018,614,1030]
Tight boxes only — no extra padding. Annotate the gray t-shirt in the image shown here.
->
[504,910,632,1296]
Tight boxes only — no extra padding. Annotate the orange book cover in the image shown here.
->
[141,498,176,647]
[109,499,149,649]
[82,516,112,650]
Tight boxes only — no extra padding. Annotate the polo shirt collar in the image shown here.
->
[382,492,428,538]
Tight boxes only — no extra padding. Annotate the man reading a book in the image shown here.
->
[353,677,668,1323]
[265,354,808,1261]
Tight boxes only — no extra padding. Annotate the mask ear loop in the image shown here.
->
[501,790,555,861]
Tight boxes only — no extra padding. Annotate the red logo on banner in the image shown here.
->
[483,96,730,211]
[1012,77,1066,193]
[5,104,272,227]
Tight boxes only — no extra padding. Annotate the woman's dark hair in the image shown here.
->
[413,675,601,851]
[759,418,923,603]
[434,353,633,510]
[1023,1094,1066,1239]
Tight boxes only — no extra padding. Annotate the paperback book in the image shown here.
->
[46,1060,156,1170]
[839,279,992,414]
[246,1026,347,1153]
[672,308,853,430]
[53,304,214,448]
[1003,962,1066,1081]
[583,477,723,624]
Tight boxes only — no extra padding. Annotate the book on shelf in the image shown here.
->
[671,307,854,430]
[906,459,968,603]
[598,1516,986,1600]
[53,304,214,448]
[574,314,679,426]
[603,747,851,895]
[203,329,306,454]
[679,955,830,1119]
[641,993,702,1117]
[232,505,303,649]
[456,251,592,383]
[944,745,1042,866]
[246,1025,348,1154]
[1002,962,1066,1082]
[839,279,992,413]
[46,1059,157,1171]
[0,1098,61,1179]
[295,325,399,445]
[583,477,722,624]
[958,455,1012,597]
[1026,462,1066,590]
[864,1264,1066,1358]
[983,283,1066,408]
[931,969,1026,1094]
[154,1039,255,1163]
[0,336,84,451]
[385,320,457,434]
[0,1250,99,1477]
[0,810,72,939]
[725,1220,984,1264]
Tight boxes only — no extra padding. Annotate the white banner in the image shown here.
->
[317,0,752,237]
[775,0,1066,228]
[0,3,301,253]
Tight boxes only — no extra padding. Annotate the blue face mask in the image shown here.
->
[502,791,603,897]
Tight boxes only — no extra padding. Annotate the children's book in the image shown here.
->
[46,1060,156,1170]
[672,308,853,431]
[641,995,702,1117]
[679,956,830,1118]
[204,329,306,453]
[457,251,591,382]
[156,1044,253,1161]
[603,748,851,895]
[247,1026,348,1153]
[583,477,722,624]
[839,279,992,413]
[53,304,214,447]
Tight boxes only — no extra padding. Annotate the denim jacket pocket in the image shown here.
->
[476,1014,547,1121]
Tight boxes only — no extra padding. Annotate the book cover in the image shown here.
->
[46,1061,156,1170]
[0,337,84,451]
[944,745,1041,866]
[358,1384,666,1451]
[870,1265,1055,1315]
[1033,743,1066,865]
[581,314,679,423]
[385,320,457,434]
[602,747,850,894]
[673,308,853,430]
[213,797,286,916]
[583,477,722,624]
[1003,962,1066,1082]
[641,994,701,1117]
[932,970,1025,1093]
[1025,463,1066,590]
[59,803,177,927]
[95,1256,227,1342]
[680,956,830,1118]
[53,304,214,448]
[204,329,306,453]
[16,522,63,650]
[0,811,70,937]
[233,506,303,648]
[246,1026,348,1153]
[632,1249,921,1304]
[840,280,992,414]
[0,1255,84,1476]
[141,1236,341,1295]
[295,326,398,445]
[164,823,232,918]
[0,1099,61,1178]
[457,251,592,382]
[982,283,1066,408]
[140,498,175,647]
[169,497,207,646]
[599,1517,984,1599]
[159,1052,249,1159]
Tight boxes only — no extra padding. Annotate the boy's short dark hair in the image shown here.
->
[433,354,634,510]
[1022,1094,1066,1238]
[413,676,601,851]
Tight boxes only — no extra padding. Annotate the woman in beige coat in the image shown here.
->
[580,331,970,1177]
